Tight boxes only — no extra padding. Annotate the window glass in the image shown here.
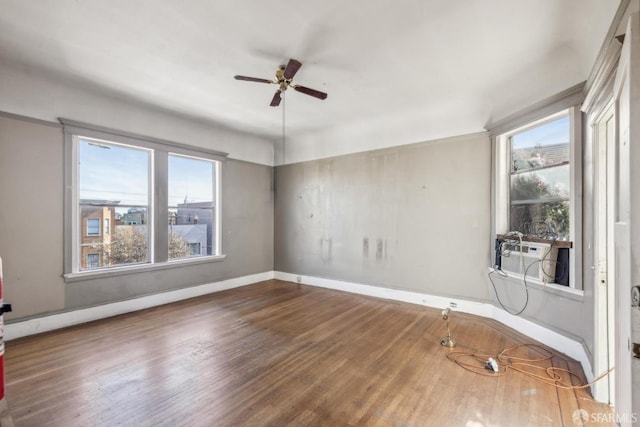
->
[509,115,570,240]
[86,253,100,269]
[78,139,151,270]
[511,116,570,172]
[168,154,216,260]
[510,164,570,203]
[86,218,100,236]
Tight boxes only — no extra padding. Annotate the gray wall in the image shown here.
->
[0,113,273,320]
[0,115,66,318]
[275,133,492,301]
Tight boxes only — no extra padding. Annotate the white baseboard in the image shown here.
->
[274,271,594,383]
[4,271,275,341]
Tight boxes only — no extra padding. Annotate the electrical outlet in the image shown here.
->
[449,302,457,308]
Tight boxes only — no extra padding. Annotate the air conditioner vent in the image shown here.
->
[499,241,558,283]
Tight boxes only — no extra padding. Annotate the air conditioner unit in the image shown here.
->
[499,240,558,283]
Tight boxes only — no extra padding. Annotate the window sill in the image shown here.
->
[63,254,227,283]
[487,267,584,302]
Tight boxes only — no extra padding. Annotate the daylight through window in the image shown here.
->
[78,139,151,270]
[69,131,223,275]
[509,114,570,240]
[168,154,216,260]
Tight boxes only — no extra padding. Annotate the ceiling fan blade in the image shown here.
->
[293,85,327,100]
[234,75,274,84]
[270,90,282,107]
[283,59,302,80]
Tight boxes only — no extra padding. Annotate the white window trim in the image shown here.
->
[62,118,228,281]
[487,88,584,293]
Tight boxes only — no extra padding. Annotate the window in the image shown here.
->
[188,243,201,256]
[86,253,100,269]
[86,218,100,236]
[78,139,151,270]
[491,105,582,290]
[63,119,226,277]
[168,154,216,260]
[509,115,570,239]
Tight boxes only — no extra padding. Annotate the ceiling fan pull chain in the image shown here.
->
[282,90,286,164]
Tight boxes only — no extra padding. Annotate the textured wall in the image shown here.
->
[275,132,493,301]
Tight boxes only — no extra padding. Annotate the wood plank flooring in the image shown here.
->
[4,280,613,426]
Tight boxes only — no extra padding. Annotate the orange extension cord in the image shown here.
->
[446,343,614,390]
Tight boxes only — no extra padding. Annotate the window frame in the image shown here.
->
[488,90,584,292]
[62,119,227,281]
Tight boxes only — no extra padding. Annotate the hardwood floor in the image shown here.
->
[4,280,613,426]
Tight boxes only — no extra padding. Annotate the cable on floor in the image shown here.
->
[446,343,614,390]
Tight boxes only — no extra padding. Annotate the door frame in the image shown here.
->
[611,11,639,424]
[592,102,616,404]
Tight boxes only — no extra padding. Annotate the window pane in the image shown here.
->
[79,140,150,205]
[168,155,216,259]
[511,115,569,173]
[188,243,201,256]
[86,218,100,236]
[78,139,151,270]
[508,113,571,241]
[86,253,100,269]
[510,164,570,203]
[510,201,570,240]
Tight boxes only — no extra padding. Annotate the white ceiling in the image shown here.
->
[0,0,620,163]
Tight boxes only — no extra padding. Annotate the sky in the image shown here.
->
[79,139,215,209]
[511,115,569,150]
[168,154,213,206]
[509,115,570,199]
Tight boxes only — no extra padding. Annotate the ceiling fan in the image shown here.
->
[234,59,328,107]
